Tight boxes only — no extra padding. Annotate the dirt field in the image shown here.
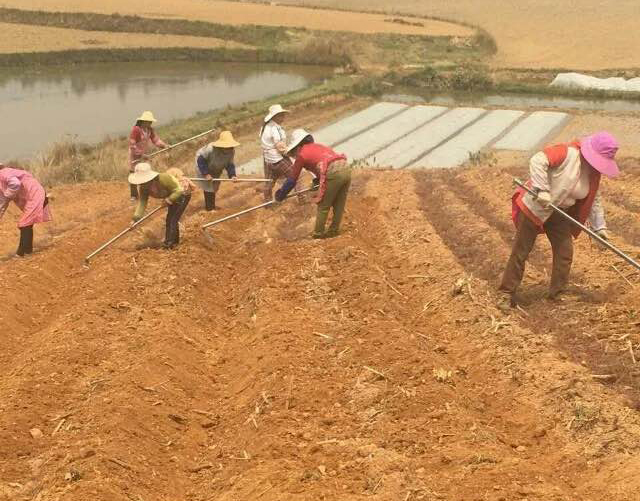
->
[2,100,640,500]
[279,0,640,70]
[2,0,472,38]
[0,22,247,53]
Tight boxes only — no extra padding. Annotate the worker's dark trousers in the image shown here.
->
[203,192,216,211]
[17,225,34,256]
[129,183,138,199]
[500,210,574,297]
[165,194,191,248]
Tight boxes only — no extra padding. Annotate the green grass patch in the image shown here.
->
[0,46,351,68]
[388,63,640,101]
[493,81,640,101]
[397,64,493,92]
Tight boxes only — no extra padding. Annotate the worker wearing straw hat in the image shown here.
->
[275,129,351,239]
[0,163,52,257]
[129,162,190,249]
[260,104,298,202]
[499,131,620,309]
[128,111,168,200]
[194,130,239,211]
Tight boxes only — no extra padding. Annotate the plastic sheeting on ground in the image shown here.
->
[550,72,640,93]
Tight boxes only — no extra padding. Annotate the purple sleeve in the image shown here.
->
[225,163,236,178]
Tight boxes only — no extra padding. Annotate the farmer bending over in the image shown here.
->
[275,129,351,239]
[499,132,620,308]
[195,131,239,211]
[129,163,190,249]
[0,164,52,257]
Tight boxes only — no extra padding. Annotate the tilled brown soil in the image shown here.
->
[1,164,640,500]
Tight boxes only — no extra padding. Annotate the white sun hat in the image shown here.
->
[286,128,312,154]
[128,162,159,185]
[264,104,289,123]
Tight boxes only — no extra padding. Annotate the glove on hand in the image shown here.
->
[536,190,552,208]
[596,229,610,240]
[275,178,296,201]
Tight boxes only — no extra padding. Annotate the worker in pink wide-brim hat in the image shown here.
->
[0,163,52,257]
[499,131,620,309]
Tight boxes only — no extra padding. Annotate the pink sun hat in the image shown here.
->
[580,131,620,178]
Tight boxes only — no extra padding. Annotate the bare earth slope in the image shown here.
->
[1,164,640,500]
[280,0,640,70]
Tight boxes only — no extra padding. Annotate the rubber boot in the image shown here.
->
[204,192,216,211]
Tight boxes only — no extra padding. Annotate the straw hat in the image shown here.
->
[264,104,289,123]
[137,111,157,123]
[212,130,240,148]
[128,162,159,185]
[286,128,312,154]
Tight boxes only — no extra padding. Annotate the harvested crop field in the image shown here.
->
[281,0,640,70]
[0,22,247,53]
[2,0,473,37]
[2,97,640,499]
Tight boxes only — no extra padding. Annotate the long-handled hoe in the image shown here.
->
[189,177,271,192]
[84,205,165,264]
[202,186,315,230]
[132,128,217,166]
[514,178,640,271]
[189,178,270,183]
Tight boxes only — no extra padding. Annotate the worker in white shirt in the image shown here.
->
[260,104,300,202]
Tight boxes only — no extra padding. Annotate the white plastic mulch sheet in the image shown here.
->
[493,111,568,151]
[237,101,573,173]
[550,72,640,93]
[314,102,407,146]
[414,109,524,169]
[369,107,486,169]
[334,105,447,164]
[236,102,406,175]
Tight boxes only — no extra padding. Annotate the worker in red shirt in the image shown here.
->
[275,129,351,239]
[128,111,168,200]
